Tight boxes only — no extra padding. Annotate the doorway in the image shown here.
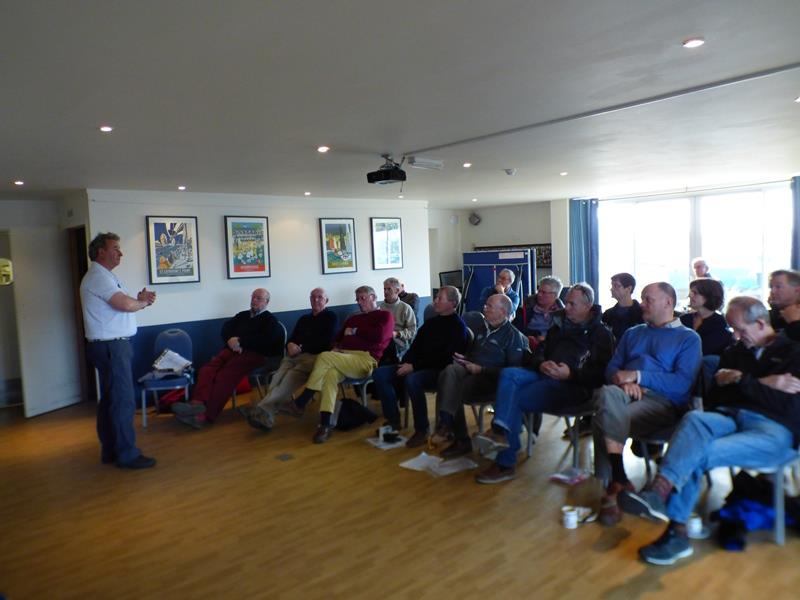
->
[0,230,22,410]
[67,226,96,403]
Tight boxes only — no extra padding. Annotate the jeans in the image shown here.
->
[373,366,440,432]
[372,365,401,425]
[660,409,794,523]
[87,339,140,464]
[492,367,589,468]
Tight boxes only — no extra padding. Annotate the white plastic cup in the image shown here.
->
[562,506,579,529]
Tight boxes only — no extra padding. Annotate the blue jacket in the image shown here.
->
[468,318,529,377]
[605,320,702,406]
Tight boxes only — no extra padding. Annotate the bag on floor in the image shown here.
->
[335,398,378,431]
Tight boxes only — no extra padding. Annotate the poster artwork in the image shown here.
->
[154,221,196,278]
[231,221,266,273]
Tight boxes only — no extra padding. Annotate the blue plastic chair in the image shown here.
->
[139,328,193,427]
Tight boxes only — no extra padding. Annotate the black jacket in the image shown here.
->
[522,305,615,391]
[679,311,734,356]
[602,300,644,343]
[707,334,800,446]
[221,310,285,357]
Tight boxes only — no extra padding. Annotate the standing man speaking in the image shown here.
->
[80,232,157,469]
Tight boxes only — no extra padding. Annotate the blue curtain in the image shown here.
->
[792,176,800,270]
[569,198,599,296]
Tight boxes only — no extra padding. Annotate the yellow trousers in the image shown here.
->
[305,350,377,413]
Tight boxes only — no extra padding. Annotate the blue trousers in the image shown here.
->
[372,365,439,433]
[492,367,589,467]
[87,339,141,464]
[660,409,794,523]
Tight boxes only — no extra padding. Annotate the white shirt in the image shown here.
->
[80,261,137,340]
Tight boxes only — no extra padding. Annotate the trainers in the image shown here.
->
[406,430,429,448]
[430,423,454,445]
[619,488,669,522]
[474,430,510,455]
[246,406,274,431]
[278,401,304,418]
[639,526,693,565]
[475,462,516,484]
[172,402,206,416]
[117,455,157,469]
[236,405,253,419]
[440,438,472,458]
[599,481,635,526]
[174,413,206,430]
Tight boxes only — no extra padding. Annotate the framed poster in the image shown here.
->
[319,218,357,274]
[370,217,403,270]
[224,216,270,278]
[145,216,200,284]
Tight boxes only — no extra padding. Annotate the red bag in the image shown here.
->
[158,388,185,410]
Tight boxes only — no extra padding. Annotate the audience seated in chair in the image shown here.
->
[240,287,338,431]
[283,285,394,444]
[768,269,800,332]
[398,280,420,315]
[692,257,712,279]
[431,294,529,458]
[679,278,734,357]
[172,288,285,429]
[592,282,702,526]
[479,268,521,315]
[474,282,614,483]
[371,285,469,446]
[619,296,800,565]
[602,272,643,343]
[378,277,417,360]
[523,276,564,348]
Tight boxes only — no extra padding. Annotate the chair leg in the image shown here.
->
[640,441,652,482]
[477,404,486,433]
[525,413,534,458]
[141,390,147,428]
[774,469,785,545]
[403,391,410,430]
[360,384,368,407]
[569,417,580,469]
[231,390,237,409]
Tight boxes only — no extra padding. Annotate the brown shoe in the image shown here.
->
[440,438,472,458]
[599,481,635,526]
[430,423,454,445]
[278,401,304,418]
[406,430,429,448]
[475,462,516,484]
[312,425,334,444]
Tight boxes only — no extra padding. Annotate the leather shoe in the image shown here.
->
[440,438,472,458]
[312,425,334,444]
[117,455,157,469]
[405,430,429,448]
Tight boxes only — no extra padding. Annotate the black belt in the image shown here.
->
[89,337,130,342]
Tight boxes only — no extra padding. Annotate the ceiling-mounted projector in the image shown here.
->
[407,155,444,170]
[367,155,406,185]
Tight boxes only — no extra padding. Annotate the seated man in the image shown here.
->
[523,276,564,346]
[692,257,711,279]
[475,283,614,483]
[593,282,702,525]
[602,272,643,342]
[398,280,420,314]
[432,293,529,458]
[371,285,469,445]
[768,269,800,331]
[283,286,394,444]
[619,297,800,565]
[378,277,417,361]
[241,287,338,431]
[173,288,285,428]
[782,303,800,341]
[479,268,521,314]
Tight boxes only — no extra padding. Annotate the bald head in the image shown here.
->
[310,287,329,315]
[640,282,676,327]
[251,288,270,313]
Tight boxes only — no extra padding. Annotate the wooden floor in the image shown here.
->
[1,395,799,600]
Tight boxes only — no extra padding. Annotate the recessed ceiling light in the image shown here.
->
[471,198,478,202]
[682,37,705,49]
[317,146,330,153]
[98,125,114,133]
[463,162,472,168]
[397,194,404,199]
[13,180,24,186]
[177,185,186,191]
[794,95,800,103]
[304,191,311,196]
[560,171,568,176]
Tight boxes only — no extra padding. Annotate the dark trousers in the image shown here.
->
[437,363,498,440]
[372,366,439,433]
[194,348,266,421]
[87,339,140,464]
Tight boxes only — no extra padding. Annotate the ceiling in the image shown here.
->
[2,0,799,208]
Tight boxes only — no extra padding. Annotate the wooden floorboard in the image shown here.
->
[1,396,799,599]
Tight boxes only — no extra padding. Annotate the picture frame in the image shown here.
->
[319,218,357,274]
[224,216,270,279]
[370,217,403,270]
[145,216,200,284]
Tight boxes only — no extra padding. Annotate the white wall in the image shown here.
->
[549,199,570,283]
[427,208,467,290]
[0,199,82,416]
[87,189,431,324]
[0,231,21,383]
[459,202,551,251]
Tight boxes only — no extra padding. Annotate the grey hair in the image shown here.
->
[488,293,513,318]
[538,276,563,295]
[88,232,120,261]
[498,268,515,284]
[439,285,462,306]
[727,296,770,324]
[568,282,594,306]
[383,277,401,290]
[355,285,376,297]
